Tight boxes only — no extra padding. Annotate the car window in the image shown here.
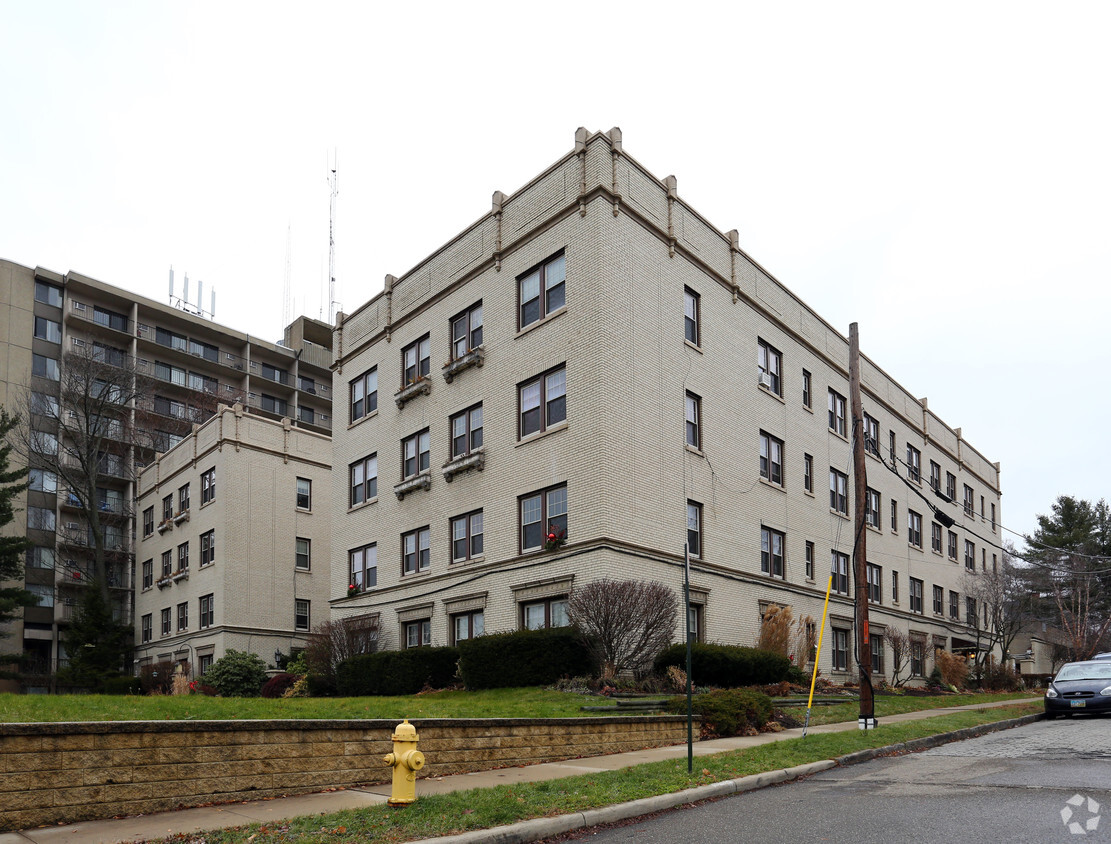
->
[1056,663,1111,681]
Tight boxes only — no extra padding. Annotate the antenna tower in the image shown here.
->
[327,153,338,324]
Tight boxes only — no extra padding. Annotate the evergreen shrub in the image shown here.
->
[653,642,792,688]
[337,646,459,696]
[458,626,595,690]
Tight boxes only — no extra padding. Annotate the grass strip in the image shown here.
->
[154,701,1040,844]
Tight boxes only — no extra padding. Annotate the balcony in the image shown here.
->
[66,302,133,337]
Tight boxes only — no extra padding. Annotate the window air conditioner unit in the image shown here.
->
[71,338,86,348]
[758,372,773,388]
[72,301,87,312]
[65,522,81,531]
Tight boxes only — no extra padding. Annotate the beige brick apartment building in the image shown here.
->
[133,405,331,674]
[330,128,1003,681]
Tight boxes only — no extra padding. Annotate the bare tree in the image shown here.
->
[304,615,380,692]
[961,547,1035,676]
[567,579,677,680]
[885,627,912,687]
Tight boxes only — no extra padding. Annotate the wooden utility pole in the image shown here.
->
[849,322,876,728]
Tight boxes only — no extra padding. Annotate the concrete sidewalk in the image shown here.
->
[0,699,1039,844]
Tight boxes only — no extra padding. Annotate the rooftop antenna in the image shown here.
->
[168,266,175,300]
[282,224,292,329]
[327,151,338,324]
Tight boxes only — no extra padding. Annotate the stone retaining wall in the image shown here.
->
[0,717,687,831]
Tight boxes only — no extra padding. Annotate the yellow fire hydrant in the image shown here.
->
[383,719,425,806]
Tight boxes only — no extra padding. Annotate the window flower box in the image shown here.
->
[442,447,485,482]
[172,510,189,526]
[156,577,172,590]
[172,570,189,583]
[394,375,431,408]
[442,346,484,384]
[544,525,567,552]
[393,470,432,500]
[156,521,171,535]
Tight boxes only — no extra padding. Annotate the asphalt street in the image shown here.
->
[568,715,1111,844]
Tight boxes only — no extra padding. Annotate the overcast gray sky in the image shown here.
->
[2,1,1108,543]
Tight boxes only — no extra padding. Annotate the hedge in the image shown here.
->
[458,627,595,689]
[337,646,459,696]
[666,687,773,736]
[654,642,791,687]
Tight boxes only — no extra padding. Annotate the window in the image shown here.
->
[685,392,702,450]
[350,544,377,592]
[991,503,997,531]
[832,629,849,671]
[32,353,60,380]
[161,550,173,578]
[909,578,923,614]
[200,530,215,567]
[178,484,190,513]
[829,469,848,515]
[199,654,213,675]
[870,634,884,675]
[141,614,152,644]
[402,526,431,575]
[933,585,944,615]
[966,596,977,625]
[687,604,705,642]
[294,599,310,632]
[518,251,566,328]
[261,362,288,385]
[910,640,924,677]
[350,454,378,506]
[892,570,900,602]
[520,366,566,438]
[831,551,849,595]
[177,601,188,631]
[761,527,785,578]
[35,281,63,307]
[402,335,431,386]
[30,391,58,418]
[931,522,943,553]
[864,414,879,456]
[950,590,960,619]
[201,467,215,505]
[34,316,61,343]
[805,541,815,579]
[520,484,568,553]
[945,472,956,502]
[929,461,941,492]
[451,511,484,563]
[687,501,702,559]
[828,390,847,436]
[802,370,812,409]
[867,563,882,603]
[26,546,54,569]
[162,494,174,522]
[759,431,783,486]
[908,510,923,548]
[865,488,881,529]
[981,495,985,521]
[142,559,153,590]
[401,430,431,479]
[350,368,378,422]
[451,302,484,359]
[405,618,432,647]
[143,507,155,537]
[28,468,57,493]
[295,537,311,570]
[452,610,485,644]
[963,484,974,517]
[948,530,958,560]
[28,505,55,532]
[684,287,700,345]
[177,542,189,572]
[889,431,896,462]
[804,453,813,493]
[965,539,976,571]
[906,445,921,483]
[757,339,782,395]
[296,477,312,510]
[30,429,57,455]
[199,594,215,629]
[891,499,898,532]
[261,394,287,416]
[522,597,569,630]
[450,404,483,458]
[161,607,171,636]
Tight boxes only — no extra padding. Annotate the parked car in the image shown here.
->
[1091,653,1111,660]
[1045,660,1111,718]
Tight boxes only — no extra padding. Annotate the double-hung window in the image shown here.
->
[142,559,153,589]
[402,527,431,575]
[405,619,432,647]
[296,477,312,510]
[908,510,923,548]
[867,563,882,603]
[177,601,188,631]
[519,366,566,438]
[804,454,813,493]
[451,511,484,563]
[929,461,941,492]
[201,467,215,505]
[519,252,566,328]
[931,522,943,553]
[522,598,569,630]
[684,287,700,345]
[350,454,378,506]
[832,629,849,671]
[520,484,567,553]
[757,339,782,395]
[963,485,974,517]
[948,530,958,560]
[906,445,921,482]
[828,390,847,436]
[350,544,377,591]
[965,539,976,570]
[402,430,430,479]
[946,472,956,502]
[161,550,172,578]
[350,368,378,422]
[761,526,785,578]
[687,501,702,559]
[141,614,152,643]
[177,542,189,572]
[685,392,701,449]
[865,488,881,528]
[402,336,431,386]
[295,537,311,570]
[909,578,924,614]
[161,607,171,636]
[760,431,783,486]
[802,370,812,408]
[294,599,310,632]
[829,469,848,515]
[199,594,215,629]
[450,404,483,458]
[864,414,880,456]
[933,585,944,615]
[200,530,215,567]
[143,507,155,537]
[831,552,849,595]
[452,610,485,643]
[451,302,483,358]
[949,590,960,619]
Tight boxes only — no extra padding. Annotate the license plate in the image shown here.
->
[1071,700,1087,708]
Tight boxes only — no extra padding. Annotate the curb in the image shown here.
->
[416,713,1040,844]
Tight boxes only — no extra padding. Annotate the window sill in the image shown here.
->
[684,339,702,354]
[866,524,881,534]
[348,408,378,431]
[443,448,486,481]
[759,478,786,493]
[828,430,849,443]
[909,543,924,553]
[515,420,568,447]
[451,555,485,566]
[348,496,378,514]
[685,444,704,457]
[394,471,432,500]
[515,306,567,338]
[830,509,850,520]
[443,346,485,383]
[802,404,813,414]
[199,562,214,570]
[394,377,432,408]
[199,499,214,511]
[757,383,785,404]
[804,490,814,498]
[401,569,432,580]
[296,507,312,514]
[932,548,944,557]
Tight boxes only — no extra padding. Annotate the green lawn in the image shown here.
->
[149,701,1042,844]
[798,690,1035,726]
